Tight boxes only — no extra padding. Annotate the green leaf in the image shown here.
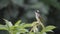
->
[14,20,21,26]
[0,25,8,30]
[15,23,32,29]
[3,19,13,28]
[32,21,37,26]
[40,32,47,34]
[28,32,35,34]
[19,29,28,33]
[23,24,32,27]
[45,26,56,32]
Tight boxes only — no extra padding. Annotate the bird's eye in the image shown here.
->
[36,10,40,13]
[37,10,39,12]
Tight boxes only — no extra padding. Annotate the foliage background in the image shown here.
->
[0,0,60,34]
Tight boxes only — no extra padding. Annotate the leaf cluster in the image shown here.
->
[0,19,56,34]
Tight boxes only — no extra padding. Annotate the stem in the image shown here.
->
[30,24,37,32]
[38,20,45,29]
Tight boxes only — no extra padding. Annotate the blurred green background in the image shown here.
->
[0,0,60,34]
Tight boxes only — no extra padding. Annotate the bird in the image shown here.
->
[35,10,45,29]
[35,10,42,22]
[30,10,45,32]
